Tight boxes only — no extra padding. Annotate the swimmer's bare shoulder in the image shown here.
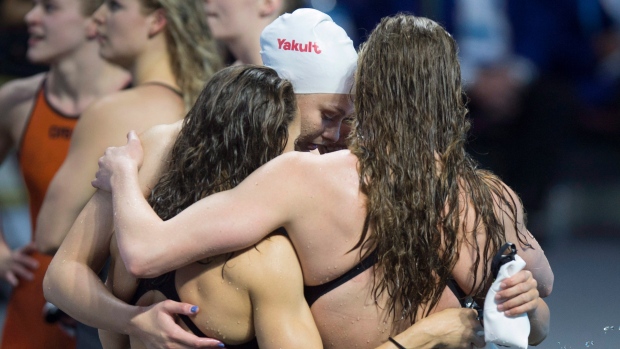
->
[135,121,183,195]
[228,233,322,349]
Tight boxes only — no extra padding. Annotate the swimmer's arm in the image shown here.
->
[97,133,301,278]
[35,92,183,255]
[43,123,171,331]
[496,183,554,296]
[36,100,126,255]
[527,298,550,346]
[373,308,485,349]
[43,190,139,333]
[99,329,130,349]
[244,235,322,349]
[44,131,223,349]
[452,180,553,299]
[98,234,135,349]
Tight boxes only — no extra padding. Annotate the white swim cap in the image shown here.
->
[260,8,357,95]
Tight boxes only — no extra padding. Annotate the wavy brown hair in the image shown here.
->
[147,65,296,220]
[349,14,529,323]
[140,0,222,110]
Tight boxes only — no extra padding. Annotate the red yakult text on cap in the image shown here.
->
[277,38,322,54]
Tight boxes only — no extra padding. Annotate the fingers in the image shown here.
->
[10,262,35,281]
[500,270,533,290]
[127,130,138,143]
[4,272,18,287]
[18,242,38,254]
[496,270,538,316]
[496,277,537,302]
[169,328,225,348]
[462,309,486,348]
[161,299,199,317]
[497,287,538,315]
[13,252,39,270]
[158,301,225,348]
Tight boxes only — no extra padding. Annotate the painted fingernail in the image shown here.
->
[190,305,198,313]
[218,343,226,348]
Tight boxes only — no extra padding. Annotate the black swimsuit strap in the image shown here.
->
[139,81,183,97]
[304,250,378,307]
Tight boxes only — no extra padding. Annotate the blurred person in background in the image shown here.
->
[31,0,221,347]
[337,0,620,240]
[0,0,130,348]
[204,0,305,65]
[0,0,47,79]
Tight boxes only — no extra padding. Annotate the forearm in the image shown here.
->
[99,329,130,349]
[110,167,171,277]
[35,193,84,255]
[373,329,436,349]
[44,258,140,334]
[528,298,550,346]
[35,166,97,255]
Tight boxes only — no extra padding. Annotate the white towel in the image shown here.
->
[483,254,530,349]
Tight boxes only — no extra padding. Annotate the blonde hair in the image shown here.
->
[141,0,223,110]
[82,0,104,15]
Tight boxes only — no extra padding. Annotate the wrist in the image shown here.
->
[393,319,439,349]
[110,162,139,191]
[124,305,146,336]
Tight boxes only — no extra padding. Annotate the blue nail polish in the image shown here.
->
[190,305,198,313]
[218,343,225,347]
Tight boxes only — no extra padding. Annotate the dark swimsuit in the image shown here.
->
[132,272,259,349]
[304,250,378,307]
[303,249,478,310]
[140,81,183,97]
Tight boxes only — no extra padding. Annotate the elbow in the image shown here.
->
[538,272,554,298]
[529,334,548,347]
[539,283,553,298]
[122,249,158,278]
[117,235,167,278]
[124,259,150,279]
[42,264,58,304]
[528,320,550,346]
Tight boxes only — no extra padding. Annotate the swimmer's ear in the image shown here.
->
[258,0,281,18]
[147,8,167,38]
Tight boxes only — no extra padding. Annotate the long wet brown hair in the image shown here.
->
[349,14,529,323]
[147,65,297,220]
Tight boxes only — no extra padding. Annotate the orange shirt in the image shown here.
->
[2,79,77,349]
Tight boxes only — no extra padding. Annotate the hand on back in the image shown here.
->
[92,130,144,192]
[130,300,224,349]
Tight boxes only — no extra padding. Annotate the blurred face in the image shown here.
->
[294,93,354,152]
[203,0,262,42]
[93,0,153,67]
[25,0,91,64]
